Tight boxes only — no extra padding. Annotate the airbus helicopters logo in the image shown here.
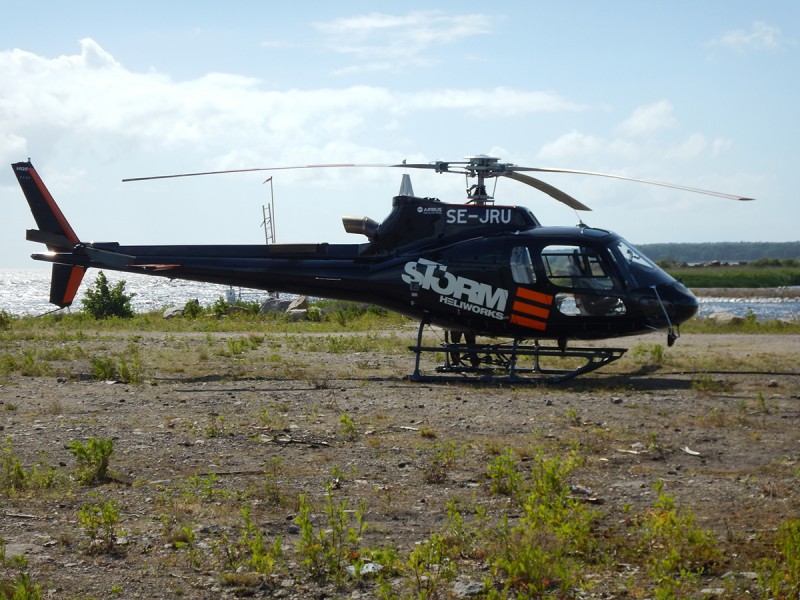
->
[402,258,508,320]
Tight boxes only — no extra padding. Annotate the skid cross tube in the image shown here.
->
[407,323,626,384]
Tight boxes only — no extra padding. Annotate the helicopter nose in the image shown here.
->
[637,282,698,326]
[666,282,699,324]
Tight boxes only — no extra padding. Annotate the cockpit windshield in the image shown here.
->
[610,240,674,288]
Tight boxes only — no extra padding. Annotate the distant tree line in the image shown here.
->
[636,242,800,264]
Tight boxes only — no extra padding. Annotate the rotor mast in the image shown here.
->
[462,155,500,205]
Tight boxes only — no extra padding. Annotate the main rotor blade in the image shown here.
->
[123,163,390,182]
[502,172,591,211]
[510,167,755,202]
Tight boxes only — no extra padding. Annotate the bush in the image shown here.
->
[81,272,135,319]
[183,299,202,318]
[67,437,114,484]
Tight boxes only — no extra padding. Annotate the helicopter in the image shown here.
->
[11,155,753,382]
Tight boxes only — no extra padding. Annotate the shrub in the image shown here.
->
[182,299,202,318]
[78,496,124,554]
[67,437,114,484]
[81,272,135,319]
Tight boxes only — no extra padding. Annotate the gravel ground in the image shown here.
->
[1,329,798,598]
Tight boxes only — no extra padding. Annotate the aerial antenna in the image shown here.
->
[261,177,276,245]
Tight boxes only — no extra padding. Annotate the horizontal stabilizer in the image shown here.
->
[26,229,74,250]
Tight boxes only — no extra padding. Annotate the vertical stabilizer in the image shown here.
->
[50,264,86,308]
[11,161,79,250]
[11,161,85,308]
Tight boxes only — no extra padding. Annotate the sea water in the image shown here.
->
[0,269,797,321]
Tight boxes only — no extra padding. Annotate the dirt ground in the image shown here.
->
[1,328,799,598]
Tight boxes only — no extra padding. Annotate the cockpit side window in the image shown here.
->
[542,244,625,316]
[542,245,614,291]
[510,246,535,285]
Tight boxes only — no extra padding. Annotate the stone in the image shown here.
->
[286,296,308,312]
[163,304,186,319]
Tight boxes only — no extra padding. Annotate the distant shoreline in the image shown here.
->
[692,287,800,298]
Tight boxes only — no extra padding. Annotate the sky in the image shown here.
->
[1,1,798,268]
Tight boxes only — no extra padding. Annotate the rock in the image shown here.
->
[452,580,484,598]
[706,312,744,325]
[163,304,186,319]
[286,309,308,322]
[260,297,293,314]
[346,562,382,577]
[286,296,308,312]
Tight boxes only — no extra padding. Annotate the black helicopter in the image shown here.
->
[11,155,752,382]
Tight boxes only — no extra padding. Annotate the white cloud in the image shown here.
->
[537,131,604,162]
[398,87,587,117]
[707,21,782,51]
[0,40,588,168]
[616,100,678,137]
[315,10,494,72]
[666,133,708,160]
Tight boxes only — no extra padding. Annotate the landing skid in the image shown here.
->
[407,323,626,384]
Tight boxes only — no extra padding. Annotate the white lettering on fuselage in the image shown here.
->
[445,208,512,225]
[402,258,508,320]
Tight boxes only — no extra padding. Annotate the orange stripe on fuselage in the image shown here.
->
[512,299,550,319]
[515,287,553,306]
[510,314,547,330]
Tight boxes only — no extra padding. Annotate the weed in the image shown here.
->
[294,485,368,583]
[631,341,665,369]
[90,355,118,381]
[691,373,734,393]
[238,507,283,576]
[0,436,26,494]
[423,441,463,484]
[565,407,582,426]
[647,432,667,460]
[67,437,114,484]
[406,532,457,598]
[0,437,62,495]
[490,452,595,596]
[0,311,12,330]
[758,518,800,597]
[0,562,43,600]
[204,415,227,438]
[78,496,125,554]
[117,349,143,383]
[338,413,357,440]
[419,427,438,439]
[182,473,230,502]
[262,457,285,507]
[486,449,524,499]
[258,405,287,431]
[637,480,722,588]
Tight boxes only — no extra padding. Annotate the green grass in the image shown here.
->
[667,264,800,288]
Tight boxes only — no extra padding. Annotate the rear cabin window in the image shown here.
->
[510,246,535,285]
